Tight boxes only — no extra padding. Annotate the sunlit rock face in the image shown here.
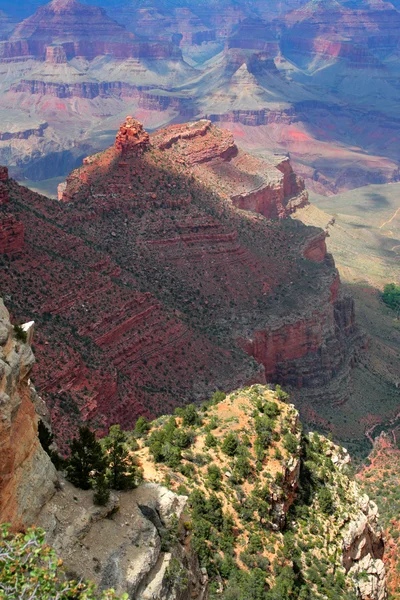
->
[0,299,57,529]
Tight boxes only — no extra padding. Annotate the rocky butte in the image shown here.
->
[0,117,362,449]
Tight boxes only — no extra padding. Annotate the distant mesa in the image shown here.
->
[0,0,180,62]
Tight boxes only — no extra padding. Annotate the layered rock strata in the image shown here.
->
[0,0,180,62]
[0,299,57,529]
[1,118,361,446]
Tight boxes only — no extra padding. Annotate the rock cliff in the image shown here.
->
[343,492,386,600]
[0,299,57,529]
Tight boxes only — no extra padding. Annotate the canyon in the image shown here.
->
[0,0,398,195]
[0,117,361,451]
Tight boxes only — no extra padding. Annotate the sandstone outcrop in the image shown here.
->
[0,299,57,529]
[115,117,150,155]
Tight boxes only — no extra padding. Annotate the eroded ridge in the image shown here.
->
[1,118,361,446]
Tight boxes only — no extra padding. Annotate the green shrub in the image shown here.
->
[207,465,222,490]
[318,487,334,515]
[93,473,110,506]
[382,283,400,313]
[283,433,298,454]
[13,324,27,343]
[210,390,226,405]
[275,385,289,403]
[205,432,218,448]
[182,404,202,426]
[134,416,150,436]
[221,433,239,456]
[103,425,142,490]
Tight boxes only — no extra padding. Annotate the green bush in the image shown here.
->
[182,404,202,426]
[93,472,110,506]
[382,283,400,313]
[210,390,226,405]
[134,416,150,436]
[205,432,218,448]
[283,433,298,454]
[221,433,239,456]
[275,385,289,403]
[318,487,334,515]
[207,465,222,490]
[13,324,27,343]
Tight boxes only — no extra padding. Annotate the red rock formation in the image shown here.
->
[0,120,361,448]
[0,300,57,528]
[239,285,356,388]
[303,231,327,262]
[155,120,238,163]
[115,117,150,155]
[0,214,24,254]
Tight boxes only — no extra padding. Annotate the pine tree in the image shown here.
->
[93,472,110,506]
[66,426,106,490]
[103,425,142,490]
